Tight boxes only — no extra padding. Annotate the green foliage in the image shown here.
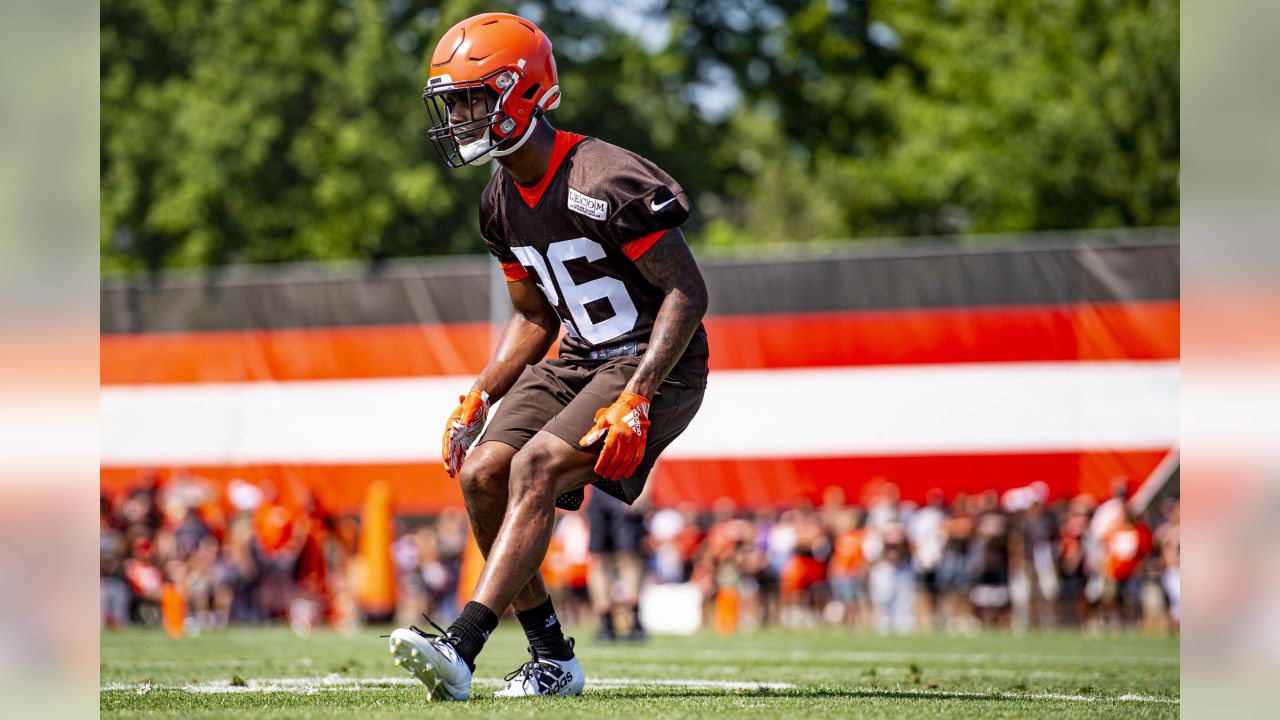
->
[101,0,1179,270]
[102,0,486,271]
[667,0,1179,241]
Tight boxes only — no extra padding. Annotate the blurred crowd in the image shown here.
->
[99,474,358,634]
[101,473,1178,636]
[635,480,1180,635]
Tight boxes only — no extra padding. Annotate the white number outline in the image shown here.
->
[510,238,639,345]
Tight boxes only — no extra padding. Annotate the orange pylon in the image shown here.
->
[356,481,396,621]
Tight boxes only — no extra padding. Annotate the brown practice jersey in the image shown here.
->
[479,130,709,387]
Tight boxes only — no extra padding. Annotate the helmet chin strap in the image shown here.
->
[491,114,539,158]
[457,115,537,166]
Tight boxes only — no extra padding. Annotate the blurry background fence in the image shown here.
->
[101,229,1178,515]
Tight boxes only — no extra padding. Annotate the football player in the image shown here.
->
[388,13,709,701]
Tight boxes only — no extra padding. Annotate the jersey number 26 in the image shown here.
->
[510,238,639,345]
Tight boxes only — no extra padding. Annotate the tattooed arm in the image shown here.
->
[625,228,709,399]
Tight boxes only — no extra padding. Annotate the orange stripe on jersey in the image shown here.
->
[622,229,666,260]
[500,262,529,282]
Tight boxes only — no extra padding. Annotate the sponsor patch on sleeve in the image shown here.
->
[567,187,609,221]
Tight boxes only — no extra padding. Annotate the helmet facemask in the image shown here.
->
[423,70,528,168]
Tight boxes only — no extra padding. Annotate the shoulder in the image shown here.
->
[566,137,681,197]
[565,137,689,227]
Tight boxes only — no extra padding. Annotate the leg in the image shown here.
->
[587,552,617,639]
[391,438,585,701]
[615,550,645,637]
[585,492,620,639]
[606,497,648,638]
[470,431,597,616]
[457,441,551,612]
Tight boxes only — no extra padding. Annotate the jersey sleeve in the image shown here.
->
[479,176,528,281]
[572,142,692,259]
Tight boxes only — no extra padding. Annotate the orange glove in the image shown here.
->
[442,389,489,478]
[578,391,650,481]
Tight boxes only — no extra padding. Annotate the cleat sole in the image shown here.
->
[389,630,450,700]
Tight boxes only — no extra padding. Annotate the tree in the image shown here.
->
[102,0,491,271]
[667,0,1179,241]
[101,0,1179,270]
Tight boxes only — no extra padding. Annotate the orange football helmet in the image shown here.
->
[423,13,562,167]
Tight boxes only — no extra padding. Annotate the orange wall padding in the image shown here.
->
[101,302,1179,384]
[101,449,1167,515]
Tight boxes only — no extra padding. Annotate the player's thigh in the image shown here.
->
[645,379,706,451]
[561,360,706,463]
[480,359,586,451]
[510,429,599,499]
[537,356,705,504]
[539,356,643,449]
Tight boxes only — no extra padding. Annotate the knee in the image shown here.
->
[458,451,508,504]
[509,438,562,505]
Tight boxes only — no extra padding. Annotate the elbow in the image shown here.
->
[693,288,709,320]
[685,280,709,320]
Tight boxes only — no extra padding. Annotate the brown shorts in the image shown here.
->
[479,355,706,510]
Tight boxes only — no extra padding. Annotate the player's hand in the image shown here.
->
[578,391,650,481]
[442,389,490,478]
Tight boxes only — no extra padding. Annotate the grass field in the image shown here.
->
[101,625,1179,718]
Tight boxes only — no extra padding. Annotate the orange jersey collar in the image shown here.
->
[512,129,586,209]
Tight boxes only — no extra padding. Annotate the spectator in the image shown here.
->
[968,492,1011,628]
[586,491,648,641]
[866,517,914,634]
[1058,496,1093,627]
[101,473,1180,636]
[99,497,130,629]
[1019,495,1061,629]
[937,493,976,632]
[908,489,947,630]
[1100,507,1153,628]
[1154,499,1180,631]
[648,507,686,584]
[827,508,868,627]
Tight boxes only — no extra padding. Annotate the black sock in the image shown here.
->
[515,596,574,660]
[447,601,498,671]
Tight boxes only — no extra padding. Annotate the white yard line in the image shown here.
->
[103,676,794,694]
[876,688,1180,705]
[596,648,1180,666]
[589,678,796,690]
[101,676,1178,704]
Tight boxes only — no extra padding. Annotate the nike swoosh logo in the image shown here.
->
[649,197,676,212]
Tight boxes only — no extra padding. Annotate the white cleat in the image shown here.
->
[388,625,472,701]
[494,639,585,698]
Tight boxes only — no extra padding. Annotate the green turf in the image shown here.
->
[101,624,1178,718]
